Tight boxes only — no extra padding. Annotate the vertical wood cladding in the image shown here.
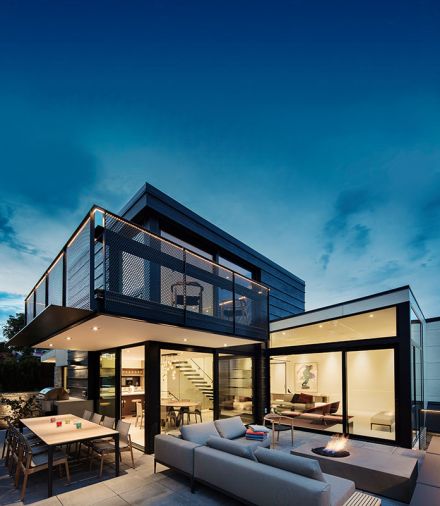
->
[120,183,305,323]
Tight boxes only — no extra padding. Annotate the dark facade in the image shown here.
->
[119,183,305,320]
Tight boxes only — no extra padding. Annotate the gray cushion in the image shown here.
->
[180,421,219,445]
[214,416,246,439]
[207,436,257,461]
[255,447,325,482]
[323,473,356,506]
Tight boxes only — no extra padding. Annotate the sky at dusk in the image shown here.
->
[1,0,440,330]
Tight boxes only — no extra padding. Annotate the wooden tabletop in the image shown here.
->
[20,414,118,446]
[161,401,199,408]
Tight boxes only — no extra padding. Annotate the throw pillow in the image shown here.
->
[214,416,246,439]
[254,447,325,482]
[248,424,271,433]
[299,393,313,404]
[291,393,301,403]
[180,421,219,445]
[206,436,257,461]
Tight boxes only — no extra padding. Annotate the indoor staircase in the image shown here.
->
[172,360,214,401]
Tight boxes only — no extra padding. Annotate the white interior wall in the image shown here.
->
[347,349,394,414]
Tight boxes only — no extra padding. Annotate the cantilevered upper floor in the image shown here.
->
[10,206,271,350]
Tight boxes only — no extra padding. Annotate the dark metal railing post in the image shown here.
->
[89,209,96,311]
[183,249,187,326]
[62,250,67,307]
[232,273,236,334]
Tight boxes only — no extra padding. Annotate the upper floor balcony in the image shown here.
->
[22,207,269,343]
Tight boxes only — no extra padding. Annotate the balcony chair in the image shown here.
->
[15,432,70,501]
[91,413,103,425]
[171,281,204,313]
[82,409,93,421]
[90,420,135,477]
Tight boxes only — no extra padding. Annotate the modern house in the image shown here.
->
[10,183,426,452]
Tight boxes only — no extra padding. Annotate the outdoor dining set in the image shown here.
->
[2,410,135,500]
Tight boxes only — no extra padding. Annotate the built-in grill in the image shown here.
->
[36,387,69,414]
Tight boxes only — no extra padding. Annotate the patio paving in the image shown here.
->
[0,429,424,506]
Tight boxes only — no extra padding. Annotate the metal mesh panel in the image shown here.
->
[26,293,34,324]
[35,279,46,316]
[66,219,91,309]
[48,255,63,306]
[104,214,184,311]
[185,252,231,321]
[234,275,268,331]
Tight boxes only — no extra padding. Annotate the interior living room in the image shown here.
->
[269,286,425,449]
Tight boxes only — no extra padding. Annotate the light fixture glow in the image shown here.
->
[368,314,374,318]
[49,343,53,347]
[92,326,99,331]
[66,337,72,341]
[319,324,323,328]
[183,338,188,342]
[223,343,228,347]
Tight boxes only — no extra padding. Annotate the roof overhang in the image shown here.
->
[8,305,94,349]
[24,313,259,351]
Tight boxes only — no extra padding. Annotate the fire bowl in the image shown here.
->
[312,446,350,458]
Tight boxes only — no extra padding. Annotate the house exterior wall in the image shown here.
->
[119,183,305,320]
[425,318,440,404]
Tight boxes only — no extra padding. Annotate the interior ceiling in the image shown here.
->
[36,314,258,351]
[271,307,396,347]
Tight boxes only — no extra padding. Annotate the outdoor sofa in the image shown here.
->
[154,416,355,506]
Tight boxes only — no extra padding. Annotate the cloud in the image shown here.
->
[320,188,377,269]
[0,205,41,256]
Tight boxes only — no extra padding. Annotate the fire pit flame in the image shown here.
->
[312,434,350,458]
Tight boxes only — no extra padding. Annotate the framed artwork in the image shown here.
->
[295,362,318,392]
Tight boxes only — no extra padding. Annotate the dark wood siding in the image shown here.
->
[120,183,305,321]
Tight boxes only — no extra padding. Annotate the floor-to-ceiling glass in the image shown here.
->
[98,350,116,417]
[219,354,254,424]
[160,349,213,435]
[347,348,395,440]
[270,352,343,433]
[121,345,145,448]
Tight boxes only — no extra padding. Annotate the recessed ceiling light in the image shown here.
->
[49,343,53,347]
[223,343,228,347]
[368,314,374,318]
[66,337,72,341]
[183,338,188,342]
[92,326,99,331]
[282,332,286,335]
[319,324,323,328]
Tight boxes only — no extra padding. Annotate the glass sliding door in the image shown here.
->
[98,350,116,417]
[219,354,254,424]
[121,345,146,449]
[346,348,396,440]
[270,352,343,433]
[160,349,213,435]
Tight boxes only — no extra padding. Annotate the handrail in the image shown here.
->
[189,358,213,384]
[25,205,269,304]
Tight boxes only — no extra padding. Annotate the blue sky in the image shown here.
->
[1,0,439,328]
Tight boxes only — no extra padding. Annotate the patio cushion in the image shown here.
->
[323,473,356,506]
[206,436,257,461]
[214,417,246,440]
[255,447,325,482]
[180,421,219,445]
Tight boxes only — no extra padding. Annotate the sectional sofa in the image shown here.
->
[154,416,355,506]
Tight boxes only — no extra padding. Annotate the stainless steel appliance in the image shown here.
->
[36,387,69,414]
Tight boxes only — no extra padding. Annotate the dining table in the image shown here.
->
[19,413,119,498]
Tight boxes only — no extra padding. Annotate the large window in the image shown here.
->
[347,349,395,441]
[271,307,397,348]
[219,354,254,424]
[270,352,343,433]
[121,346,145,449]
[160,349,213,435]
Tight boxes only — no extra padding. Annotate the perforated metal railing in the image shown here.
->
[24,207,269,340]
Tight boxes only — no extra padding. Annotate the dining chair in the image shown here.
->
[91,413,103,425]
[135,401,144,428]
[90,420,135,477]
[187,405,203,423]
[15,432,70,500]
[102,416,115,429]
[82,409,93,421]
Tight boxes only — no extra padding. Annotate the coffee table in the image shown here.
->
[292,443,418,503]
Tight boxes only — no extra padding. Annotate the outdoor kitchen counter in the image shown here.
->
[54,397,93,417]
